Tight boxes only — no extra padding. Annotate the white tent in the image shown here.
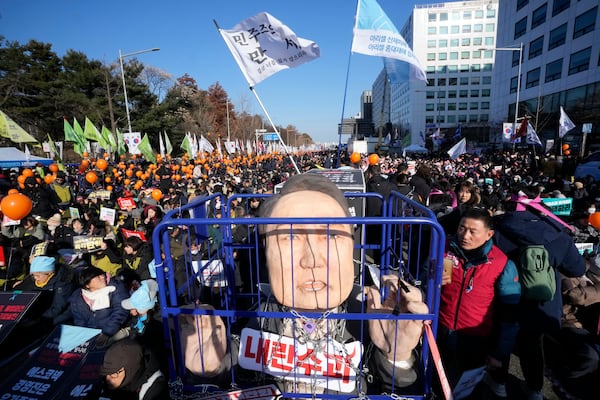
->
[0,147,53,168]
[403,144,429,153]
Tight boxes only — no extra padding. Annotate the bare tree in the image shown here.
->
[140,65,174,100]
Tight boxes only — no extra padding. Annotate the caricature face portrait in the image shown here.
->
[264,190,354,311]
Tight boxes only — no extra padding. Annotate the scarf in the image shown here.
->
[82,285,116,311]
[34,272,55,288]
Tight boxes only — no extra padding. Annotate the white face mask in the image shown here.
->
[588,208,596,215]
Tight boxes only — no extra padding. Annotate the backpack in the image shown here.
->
[518,245,556,301]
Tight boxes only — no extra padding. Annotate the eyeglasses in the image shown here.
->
[108,367,125,378]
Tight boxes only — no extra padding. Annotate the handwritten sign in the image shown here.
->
[0,291,40,344]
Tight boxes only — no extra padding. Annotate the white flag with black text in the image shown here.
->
[218,12,320,86]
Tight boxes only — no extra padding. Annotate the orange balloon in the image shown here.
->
[96,159,108,171]
[564,150,571,156]
[350,152,361,164]
[44,174,55,184]
[151,189,163,201]
[562,144,570,151]
[0,193,33,220]
[8,189,19,195]
[106,185,113,192]
[82,151,89,158]
[80,159,90,169]
[85,171,98,184]
[135,170,143,178]
[124,178,131,185]
[103,152,109,159]
[368,153,380,166]
[22,168,34,178]
[49,163,59,173]
[105,176,112,183]
[589,212,600,229]
[17,175,26,184]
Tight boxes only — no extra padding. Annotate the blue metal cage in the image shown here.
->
[152,189,445,400]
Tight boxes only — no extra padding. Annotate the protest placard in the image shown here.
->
[117,197,136,210]
[99,206,116,226]
[72,236,103,253]
[0,291,40,344]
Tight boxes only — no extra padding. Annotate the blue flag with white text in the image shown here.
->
[352,0,427,82]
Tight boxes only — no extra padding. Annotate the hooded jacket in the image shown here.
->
[100,339,167,400]
[493,210,585,333]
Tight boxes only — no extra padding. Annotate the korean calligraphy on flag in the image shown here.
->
[217,12,320,87]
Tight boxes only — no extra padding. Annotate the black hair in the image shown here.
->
[460,207,493,230]
[78,266,105,288]
[124,236,144,252]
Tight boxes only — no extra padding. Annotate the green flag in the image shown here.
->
[84,117,109,148]
[64,118,77,142]
[138,134,156,163]
[47,134,63,164]
[72,118,87,156]
[164,131,173,155]
[180,133,191,156]
[101,126,117,149]
[116,128,127,156]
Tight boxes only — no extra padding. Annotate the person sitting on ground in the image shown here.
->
[121,279,166,366]
[12,255,74,331]
[90,238,122,277]
[119,236,154,286]
[70,266,130,347]
[179,173,429,396]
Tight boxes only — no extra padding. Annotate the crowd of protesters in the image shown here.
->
[0,148,599,399]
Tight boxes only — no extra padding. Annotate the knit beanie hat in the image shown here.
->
[29,256,55,273]
[121,279,158,313]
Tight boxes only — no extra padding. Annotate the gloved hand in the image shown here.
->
[95,333,110,348]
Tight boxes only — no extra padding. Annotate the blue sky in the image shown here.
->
[1,0,440,143]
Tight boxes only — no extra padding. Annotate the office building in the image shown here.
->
[490,0,599,153]
[371,0,500,149]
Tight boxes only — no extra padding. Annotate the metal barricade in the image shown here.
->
[152,190,445,400]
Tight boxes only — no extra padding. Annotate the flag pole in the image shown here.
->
[249,87,300,174]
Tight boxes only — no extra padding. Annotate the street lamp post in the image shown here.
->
[119,47,160,133]
[481,43,523,145]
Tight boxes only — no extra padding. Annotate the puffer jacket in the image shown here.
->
[69,278,130,336]
[440,238,521,338]
[493,210,586,333]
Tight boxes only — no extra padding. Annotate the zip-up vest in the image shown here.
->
[439,245,508,336]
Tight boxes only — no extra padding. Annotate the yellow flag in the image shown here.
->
[0,110,39,143]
